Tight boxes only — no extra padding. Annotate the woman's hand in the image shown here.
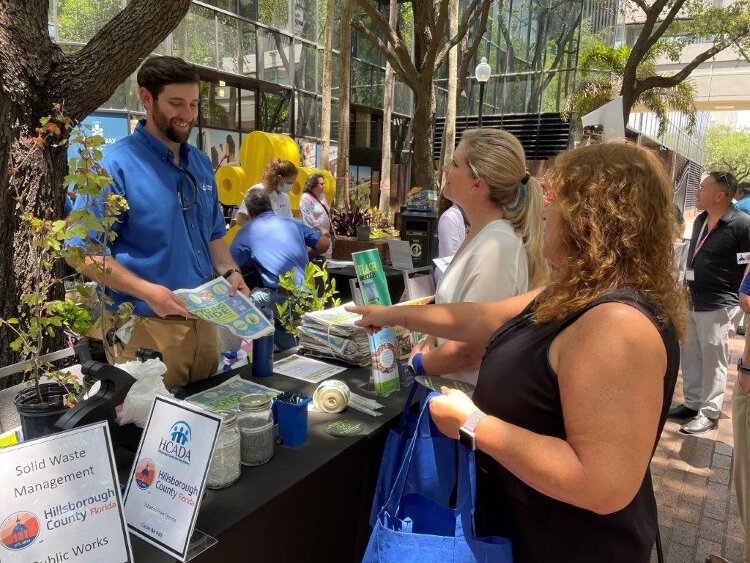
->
[345,304,399,334]
[409,337,434,359]
[429,387,478,439]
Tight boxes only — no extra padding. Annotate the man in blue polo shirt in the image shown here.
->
[67,56,248,386]
[230,189,329,350]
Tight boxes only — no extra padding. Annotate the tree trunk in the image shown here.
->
[0,0,191,368]
[319,0,334,171]
[411,80,437,189]
[335,0,352,210]
[440,0,459,176]
[378,0,399,215]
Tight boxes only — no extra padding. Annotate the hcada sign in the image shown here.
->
[158,421,192,465]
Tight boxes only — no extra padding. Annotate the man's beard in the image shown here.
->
[152,102,193,144]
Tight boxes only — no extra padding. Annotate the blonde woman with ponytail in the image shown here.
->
[409,128,546,385]
[236,158,298,226]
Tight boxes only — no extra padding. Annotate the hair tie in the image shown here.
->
[521,171,531,185]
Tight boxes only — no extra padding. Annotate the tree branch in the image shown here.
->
[353,0,418,81]
[636,35,737,94]
[435,0,485,68]
[53,0,192,120]
[350,18,419,91]
[456,0,493,97]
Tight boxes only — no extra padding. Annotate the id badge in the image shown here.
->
[685,269,695,281]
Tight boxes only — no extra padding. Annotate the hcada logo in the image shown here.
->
[158,420,192,465]
[1,511,40,550]
[135,458,157,490]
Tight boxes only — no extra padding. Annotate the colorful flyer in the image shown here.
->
[0,422,133,562]
[123,396,222,562]
[185,374,281,413]
[175,276,274,340]
[352,249,392,306]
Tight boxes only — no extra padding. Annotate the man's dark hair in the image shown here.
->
[244,188,273,218]
[137,56,200,100]
[737,182,750,197]
[708,171,738,196]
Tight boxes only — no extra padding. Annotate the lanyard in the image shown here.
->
[691,218,718,264]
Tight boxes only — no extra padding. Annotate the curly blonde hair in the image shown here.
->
[533,142,687,340]
[261,158,297,190]
[460,128,548,287]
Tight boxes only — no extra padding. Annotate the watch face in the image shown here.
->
[459,427,475,451]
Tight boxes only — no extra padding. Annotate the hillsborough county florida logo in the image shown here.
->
[1,511,40,550]
[135,458,156,490]
[158,421,193,465]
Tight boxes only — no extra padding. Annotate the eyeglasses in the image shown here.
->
[177,167,198,211]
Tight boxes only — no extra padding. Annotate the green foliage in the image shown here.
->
[275,262,341,337]
[562,41,697,137]
[704,125,750,183]
[1,104,129,404]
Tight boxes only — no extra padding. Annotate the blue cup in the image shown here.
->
[274,395,312,447]
[252,308,274,378]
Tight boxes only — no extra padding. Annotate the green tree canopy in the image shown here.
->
[704,125,750,183]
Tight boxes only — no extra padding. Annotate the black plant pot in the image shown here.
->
[14,383,71,440]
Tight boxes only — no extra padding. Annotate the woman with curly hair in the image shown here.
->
[349,142,686,562]
[235,158,297,226]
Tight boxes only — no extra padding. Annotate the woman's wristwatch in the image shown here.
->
[459,409,487,451]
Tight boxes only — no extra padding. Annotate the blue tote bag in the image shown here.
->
[364,395,513,563]
[369,382,457,526]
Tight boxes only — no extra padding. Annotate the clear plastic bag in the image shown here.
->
[115,359,172,427]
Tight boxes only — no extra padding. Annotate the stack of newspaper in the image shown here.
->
[297,303,371,366]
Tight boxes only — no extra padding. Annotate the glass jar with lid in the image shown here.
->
[206,412,241,489]
[237,394,274,466]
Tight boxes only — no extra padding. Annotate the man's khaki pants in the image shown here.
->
[733,378,750,563]
[113,316,219,387]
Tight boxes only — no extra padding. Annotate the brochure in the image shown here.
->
[175,277,274,340]
[273,354,348,384]
[185,375,281,413]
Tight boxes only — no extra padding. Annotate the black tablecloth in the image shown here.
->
[131,360,413,562]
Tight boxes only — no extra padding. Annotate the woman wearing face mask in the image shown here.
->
[235,158,297,226]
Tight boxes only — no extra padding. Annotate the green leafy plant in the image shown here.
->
[331,206,368,237]
[1,104,130,405]
[275,262,341,338]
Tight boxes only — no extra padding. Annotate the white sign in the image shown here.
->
[123,396,221,561]
[0,422,133,562]
[738,252,750,265]
[387,239,414,270]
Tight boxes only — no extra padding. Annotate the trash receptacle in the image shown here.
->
[397,208,438,268]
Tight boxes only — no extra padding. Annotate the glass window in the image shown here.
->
[205,0,237,13]
[257,29,293,87]
[240,21,259,77]
[218,13,242,74]
[240,88,257,132]
[295,0,317,41]
[263,0,290,30]
[259,90,291,133]
[295,42,317,92]
[55,0,121,43]
[351,60,374,107]
[296,93,318,138]
[201,82,238,130]
[174,5,217,69]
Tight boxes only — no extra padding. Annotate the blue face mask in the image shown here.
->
[279,182,294,193]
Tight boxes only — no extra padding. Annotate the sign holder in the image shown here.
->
[123,396,221,562]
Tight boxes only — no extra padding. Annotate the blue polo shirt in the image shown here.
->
[229,212,320,289]
[67,121,225,316]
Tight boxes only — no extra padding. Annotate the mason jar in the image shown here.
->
[206,412,241,489]
[237,394,274,466]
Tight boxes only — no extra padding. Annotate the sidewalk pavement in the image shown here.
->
[652,333,746,563]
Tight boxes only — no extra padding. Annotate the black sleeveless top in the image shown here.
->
[473,286,679,562]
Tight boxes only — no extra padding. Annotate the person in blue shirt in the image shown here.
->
[230,189,329,350]
[736,182,750,215]
[66,56,248,387]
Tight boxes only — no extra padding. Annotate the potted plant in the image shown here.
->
[275,262,341,338]
[1,106,129,439]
